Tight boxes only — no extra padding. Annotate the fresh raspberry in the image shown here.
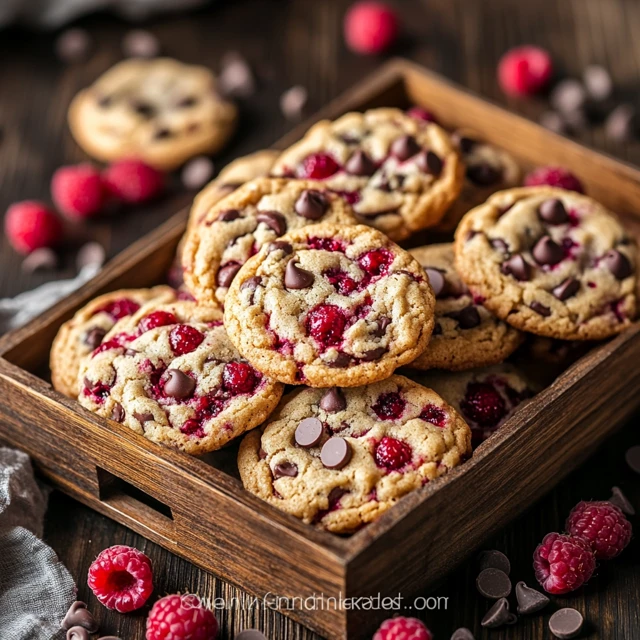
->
[88,545,153,613]
[524,166,585,193]
[139,311,178,333]
[94,298,140,321]
[344,2,399,56]
[406,107,437,123]
[92,331,136,355]
[358,248,393,276]
[169,325,204,355]
[324,268,358,295]
[566,501,632,560]
[307,236,345,252]
[373,616,432,640]
[372,392,406,420]
[305,304,347,347]
[146,593,218,640]
[533,532,596,594]
[419,404,446,427]
[102,158,165,204]
[222,362,259,394]
[299,153,340,180]
[498,45,553,97]
[375,436,412,470]
[4,201,63,255]
[51,163,105,219]
[460,382,506,427]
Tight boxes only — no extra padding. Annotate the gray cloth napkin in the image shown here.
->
[0,448,76,640]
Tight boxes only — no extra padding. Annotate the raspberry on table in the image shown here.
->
[524,166,585,193]
[102,158,165,204]
[87,545,153,613]
[51,163,105,219]
[4,200,63,255]
[497,45,553,97]
[146,593,218,640]
[533,532,596,594]
[344,1,400,56]
[373,616,433,640]
[566,500,632,560]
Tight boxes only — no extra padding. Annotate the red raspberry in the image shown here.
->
[51,163,105,219]
[498,45,553,97]
[94,298,140,321]
[460,382,506,427]
[146,593,218,640]
[222,362,259,394]
[359,248,393,276]
[139,311,178,333]
[299,153,340,180]
[524,166,585,193]
[406,107,437,123]
[533,532,596,594]
[103,158,165,204]
[375,436,412,470]
[373,616,432,640]
[4,201,63,255]
[169,325,204,355]
[88,545,153,613]
[372,392,406,420]
[566,501,632,560]
[305,304,347,346]
[419,404,446,427]
[344,2,399,56]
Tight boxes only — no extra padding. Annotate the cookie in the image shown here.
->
[50,286,178,398]
[182,178,357,308]
[224,223,435,387]
[454,187,637,340]
[68,58,237,170]
[408,243,524,370]
[270,108,464,241]
[77,301,283,454]
[237,375,472,533]
[413,364,534,448]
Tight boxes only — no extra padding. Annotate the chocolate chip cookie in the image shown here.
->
[270,108,464,241]
[237,375,471,533]
[408,243,524,370]
[68,58,237,170]
[78,301,283,454]
[224,223,436,387]
[50,286,178,398]
[454,187,637,340]
[182,178,357,308]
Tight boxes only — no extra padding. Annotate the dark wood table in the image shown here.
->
[1,1,639,638]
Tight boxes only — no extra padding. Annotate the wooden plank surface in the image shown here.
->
[1,0,640,638]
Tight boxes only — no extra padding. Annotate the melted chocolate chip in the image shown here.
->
[553,277,580,301]
[62,602,98,632]
[132,101,155,118]
[268,241,293,255]
[490,238,510,254]
[327,352,351,368]
[256,210,287,236]
[457,135,476,154]
[154,127,172,140]
[320,437,352,469]
[501,254,531,281]
[241,276,262,293]
[515,581,549,615]
[416,150,443,175]
[258,447,268,460]
[425,268,445,297]
[295,417,324,447]
[163,369,196,399]
[273,461,298,478]
[345,150,376,176]
[134,412,154,424]
[391,135,420,161]
[320,387,346,413]
[467,162,501,186]
[217,263,242,288]
[447,305,481,329]
[533,236,564,266]
[530,301,551,317]
[539,199,569,224]
[373,316,391,337]
[83,327,106,349]
[361,346,388,361]
[327,486,348,505]
[602,249,632,279]
[111,403,125,423]
[217,209,241,222]
[284,260,314,289]
[295,190,329,220]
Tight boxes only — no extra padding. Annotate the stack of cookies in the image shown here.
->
[50,107,638,534]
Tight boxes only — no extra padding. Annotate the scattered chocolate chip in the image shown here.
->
[530,301,551,317]
[391,135,420,161]
[134,412,154,424]
[62,602,98,632]
[67,628,89,640]
[345,150,376,176]
[625,445,640,474]
[478,550,511,575]
[111,403,125,423]
[467,162,501,186]
[219,51,256,99]
[321,437,352,470]
[447,305,481,329]
[131,101,155,118]
[456,135,476,154]
[122,29,160,58]
[154,127,172,140]
[218,209,241,222]
[83,327,107,350]
[327,352,351,368]
[416,150,443,175]
[481,598,513,628]
[284,260,314,289]
[476,568,512,599]
[295,189,329,219]
[539,110,567,134]
[583,65,613,101]
[533,236,564,266]
[280,85,308,120]
[551,79,586,114]
[549,608,584,639]
[273,461,298,478]
[241,276,262,294]
[163,370,195,400]
[425,268,445,297]
[553,277,580,301]
[539,199,569,225]
[515,581,550,614]
[268,241,293,255]
[327,486,348,505]
[235,630,268,640]
[490,238,510,254]
[320,388,346,413]
[361,346,388,361]
[373,316,391,337]
[217,263,242,288]
[501,254,531,281]
[76,242,106,270]
[181,157,215,190]
[256,210,287,236]
[295,417,324,447]
[450,629,475,640]
[55,28,91,63]
[609,486,635,515]
[605,104,637,142]
[602,249,632,279]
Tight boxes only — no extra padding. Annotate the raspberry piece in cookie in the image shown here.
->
[454,187,637,340]
[182,178,356,308]
[224,223,436,387]
[270,108,464,241]
[237,375,471,533]
[77,302,283,454]
[408,243,523,370]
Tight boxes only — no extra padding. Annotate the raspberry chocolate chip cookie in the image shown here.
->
[182,178,356,308]
[408,243,524,370]
[78,301,283,454]
[413,364,534,448]
[50,286,177,398]
[224,223,436,387]
[270,108,464,241]
[454,187,637,340]
[68,58,237,170]
[238,375,472,533]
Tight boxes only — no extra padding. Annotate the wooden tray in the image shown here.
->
[2,58,640,640]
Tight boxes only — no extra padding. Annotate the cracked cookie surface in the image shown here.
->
[238,375,472,533]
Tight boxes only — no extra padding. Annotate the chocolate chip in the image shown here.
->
[501,254,531,281]
[457,136,476,154]
[549,608,584,639]
[235,631,268,640]
[327,352,351,368]
[450,629,475,640]
[605,104,637,142]
[125,349,138,357]
[416,150,443,175]
[476,568,512,599]
[217,263,242,288]
[553,277,580,301]
[256,210,287,236]
[218,209,241,222]
[122,29,160,58]
[219,52,256,99]
[111,403,125,423]
[163,369,195,399]
[530,301,551,317]
[268,241,293,255]
[539,199,569,224]
[134,412,154,424]
[425,268,445,297]
[295,417,324,447]
[467,162,501,186]
[76,242,106,270]
[391,135,420,161]
[373,316,391,337]
[478,550,511,575]
[602,249,632,279]
[295,189,329,219]
[625,445,640,474]
[181,157,214,190]
[361,346,388,361]
[433,323,442,335]
[327,486,348,505]
[258,448,267,460]
[241,276,262,293]
[83,327,107,349]
[609,486,635,516]
[55,28,91,63]
[67,628,90,640]
[551,79,586,114]
[447,305,481,329]
[490,238,510,254]
[321,437,352,470]
[132,101,155,118]
[584,65,613,101]
[273,461,298,478]
[280,85,308,121]
[320,388,346,413]
[345,150,376,176]
[62,602,98,632]
[284,260,314,289]
[481,598,513,628]
[515,581,550,614]
[533,236,564,265]
[154,128,172,140]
